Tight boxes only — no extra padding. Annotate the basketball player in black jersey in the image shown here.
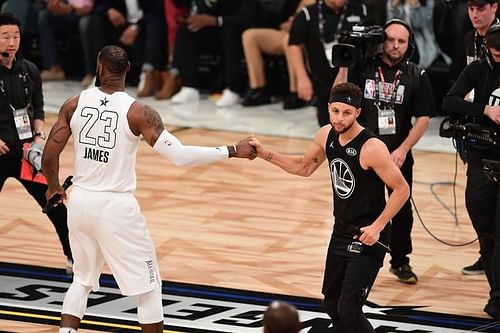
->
[249,82,409,332]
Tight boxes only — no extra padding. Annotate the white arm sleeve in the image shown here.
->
[153,129,229,167]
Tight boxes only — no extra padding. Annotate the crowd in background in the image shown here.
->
[0,0,482,116]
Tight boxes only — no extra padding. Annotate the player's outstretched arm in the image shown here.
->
[249,126,329,176]
[127,102,254,166]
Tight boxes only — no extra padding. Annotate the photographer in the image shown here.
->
[288,0,367,126]
[0,13,72,270]
[458,0,498,276]
[334,19,436,284]
[442,23,500,320]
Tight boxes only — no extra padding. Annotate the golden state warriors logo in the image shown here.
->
[331,158,355,199]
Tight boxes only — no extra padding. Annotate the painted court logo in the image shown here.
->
[0,262,498,332]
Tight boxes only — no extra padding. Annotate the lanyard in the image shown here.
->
[317,0,346,44]
[474,19,500,61]
[374,66,402,109]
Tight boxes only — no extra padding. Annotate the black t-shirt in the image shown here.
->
[350,56,437,152]
[326,128,388,256]
[288,1,366,87]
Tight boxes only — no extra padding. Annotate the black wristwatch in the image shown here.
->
[34,131,46,140]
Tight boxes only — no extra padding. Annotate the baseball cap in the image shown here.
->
[468,0,498,6]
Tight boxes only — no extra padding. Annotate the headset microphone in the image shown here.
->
[1,52,9,58]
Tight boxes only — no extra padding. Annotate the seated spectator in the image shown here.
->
[88,0,168,95]
[241,0,314,110]
[38,0,94,85]
[170,0,258,108]
[263,301,301,333]
[1,0,43,35]
[154,0,187,100]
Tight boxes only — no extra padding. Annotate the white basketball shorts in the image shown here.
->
[67,186,161,296]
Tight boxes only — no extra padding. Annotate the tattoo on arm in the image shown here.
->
[48,123,69,144]
[143,105,164,138]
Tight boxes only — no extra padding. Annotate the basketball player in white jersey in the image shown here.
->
[41,45,255,333]
[249,82,409,332]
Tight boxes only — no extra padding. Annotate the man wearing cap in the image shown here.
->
[443,23,500,319]
[466,0,498,66]
[250,82,409,332]
[459,0,498,276]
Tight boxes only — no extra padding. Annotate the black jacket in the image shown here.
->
[0,56,43,161]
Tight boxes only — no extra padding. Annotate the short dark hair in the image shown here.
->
[98,45,129,74]
[0,12,21,29]
[486,23,500,51]
[330,82,363,101]
[263,301,300,333]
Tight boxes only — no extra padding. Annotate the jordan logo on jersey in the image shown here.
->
[83,146,109,163]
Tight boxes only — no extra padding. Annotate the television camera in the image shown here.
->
[331,25,385,67]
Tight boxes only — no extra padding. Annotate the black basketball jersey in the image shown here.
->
[325,127,389,254]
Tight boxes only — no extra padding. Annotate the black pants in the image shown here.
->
[322,236,384,333]
[388,153,414,268]
[88,14,167,72]
[0,158,72,260]
[466,152,500,301]
[173,24,244,93]
[315,86,330,127]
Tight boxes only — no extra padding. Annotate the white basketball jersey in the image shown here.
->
[70,87,139,192]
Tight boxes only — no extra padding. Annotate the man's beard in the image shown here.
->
[335,121,353,134]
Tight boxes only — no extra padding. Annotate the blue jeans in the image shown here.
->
[37,9,93,74]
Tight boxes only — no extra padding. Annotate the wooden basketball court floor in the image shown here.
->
[0,81,495,331]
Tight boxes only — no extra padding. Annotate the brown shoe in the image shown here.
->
[155,71,181,100]
[137,70,158,97]
[40,67,65,81]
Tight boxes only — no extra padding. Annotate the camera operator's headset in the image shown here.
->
[383,18,416,62]
[483,22,500,69]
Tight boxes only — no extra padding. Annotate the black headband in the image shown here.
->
[329,92,361,108]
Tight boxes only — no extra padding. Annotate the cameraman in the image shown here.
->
[288,0,367,126]
[0,13,72,270]
[442,23,500,320]
[334,19,436,284]
[459,0,498,276]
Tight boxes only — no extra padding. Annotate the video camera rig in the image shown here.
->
[439,117,499,148]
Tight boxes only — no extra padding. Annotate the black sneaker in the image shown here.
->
[484,299,500,320]
[461,258,484,275]
[283,92,307,110]
[242,88,271,107]
[390,264,418,284]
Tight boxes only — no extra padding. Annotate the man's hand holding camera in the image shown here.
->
[484,105,500,125]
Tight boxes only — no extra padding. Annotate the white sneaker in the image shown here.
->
[171,87,200,104]
[215,88,239,107]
